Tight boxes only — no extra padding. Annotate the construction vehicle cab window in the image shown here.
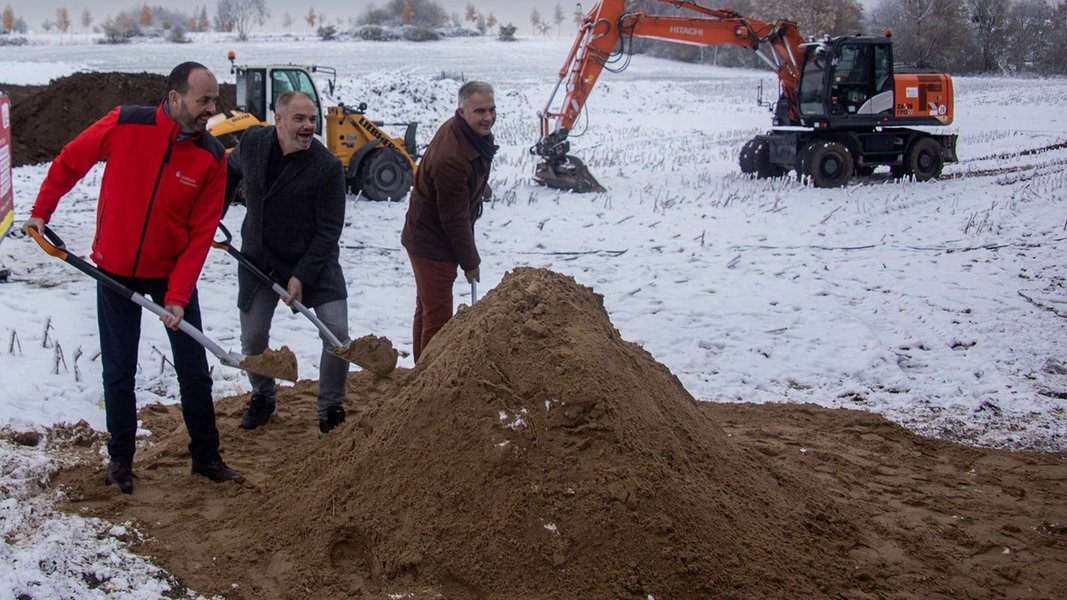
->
[533,0,958,191]
[209,52,419,202]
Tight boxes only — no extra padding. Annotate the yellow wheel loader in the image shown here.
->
[208,51,418,201]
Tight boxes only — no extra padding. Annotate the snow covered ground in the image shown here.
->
[0,32,1065,597]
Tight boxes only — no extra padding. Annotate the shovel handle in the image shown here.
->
[28,226,244,368]
[471,280,478,303]
[213,223,346,349]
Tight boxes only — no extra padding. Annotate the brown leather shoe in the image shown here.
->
[105,461,134,494]
[191,460,246,484]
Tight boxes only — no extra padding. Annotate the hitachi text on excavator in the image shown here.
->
[532,0,958,191]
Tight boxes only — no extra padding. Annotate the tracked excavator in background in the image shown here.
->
[208,51,419,201]
[532,0,957,191]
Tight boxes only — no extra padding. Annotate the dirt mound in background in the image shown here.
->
[3,71,236,167]
[52,267,1067,599]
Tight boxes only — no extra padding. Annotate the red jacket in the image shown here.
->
[32,102,226,307]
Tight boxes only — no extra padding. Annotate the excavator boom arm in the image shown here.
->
[537,0,805,143]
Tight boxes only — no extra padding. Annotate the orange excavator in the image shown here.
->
[533,0,957,190]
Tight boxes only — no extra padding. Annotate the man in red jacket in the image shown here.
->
[401,81,497,362]
[22,62,244,494]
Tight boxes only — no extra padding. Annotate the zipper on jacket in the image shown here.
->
[131,139,174,277]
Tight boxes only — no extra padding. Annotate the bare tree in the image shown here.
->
[1042,1,1067,74]
[216,0,268,40]
[282,11,293,30]
[55,7,71,33]
[465,3,477,25]
[305,6,316,29]
[2,5,15,32]
[530,7,541,35]
[486,11,496,29]
[138,3,153,28]
[868,0,977,72]
[752,0,863,37]
[966,0,1009,72]
[1000,0,1051,73]
[198,6,211,31]
[573,4,585,28]
[80,8,92,31]
[553,3,565,36]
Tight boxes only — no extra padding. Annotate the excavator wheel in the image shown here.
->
[534,155,606,194]
[739,138,761,174]
[905,137,945,182]
[739,138,785,178]
[804,140,854,188]
[359,148,414,202]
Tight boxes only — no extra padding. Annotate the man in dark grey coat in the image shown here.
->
[225,91,350,435]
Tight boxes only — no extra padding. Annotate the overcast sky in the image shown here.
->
[8,0,580,34]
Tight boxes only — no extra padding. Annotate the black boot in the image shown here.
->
[318,405,346,435]
[105,461,134,494]
[191,460,247,484]
[239,394,276,430]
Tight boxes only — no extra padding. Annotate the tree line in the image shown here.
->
[630,0,1067,76]
[3,0,1065,74]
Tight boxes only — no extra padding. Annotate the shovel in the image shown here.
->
[212,223,348,348]
[27,226,296,381]
[211,224,400,376]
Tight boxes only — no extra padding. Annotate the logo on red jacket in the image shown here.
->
[175,171,199,188]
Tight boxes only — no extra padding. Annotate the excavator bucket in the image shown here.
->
[534,155,606,194]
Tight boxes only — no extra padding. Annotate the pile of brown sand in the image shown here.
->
[53,267,1067,599]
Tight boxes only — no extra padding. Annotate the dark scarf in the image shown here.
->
[453,110,498,165]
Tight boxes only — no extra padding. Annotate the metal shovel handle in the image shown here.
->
[213,223,345,349]
[29,226,245,368]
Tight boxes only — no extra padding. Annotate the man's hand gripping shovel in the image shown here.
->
[27,226,296,381]
[212,223,399,376]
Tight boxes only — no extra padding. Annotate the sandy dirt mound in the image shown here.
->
[51,267,1067,599]
[3,71,236,167]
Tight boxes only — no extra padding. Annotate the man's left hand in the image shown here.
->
[161,304,185,331]
[284,277,304,306]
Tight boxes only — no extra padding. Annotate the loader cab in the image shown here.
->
[234,66,325,136]
[797,37,895,124]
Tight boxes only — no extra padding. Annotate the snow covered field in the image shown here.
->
[0,33,1065,597]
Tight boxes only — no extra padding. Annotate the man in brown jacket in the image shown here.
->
[401,81,497,362]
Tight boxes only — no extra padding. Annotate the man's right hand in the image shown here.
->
[464,267,480,284]
[22,217,45,235]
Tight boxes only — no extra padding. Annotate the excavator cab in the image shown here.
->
[798,38,889,121]
[797,36,952,127]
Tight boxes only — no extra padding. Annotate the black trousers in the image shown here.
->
[96,273,220,465]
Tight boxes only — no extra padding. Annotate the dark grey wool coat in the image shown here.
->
[225,125,347,310]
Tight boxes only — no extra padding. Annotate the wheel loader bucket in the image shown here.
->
[533,155,606,194]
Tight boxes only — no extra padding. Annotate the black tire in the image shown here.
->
[906,137,944,182]
[739,138,760,174]
[359,148,414,201]
[739,138,786,179]
[807,141,854,188]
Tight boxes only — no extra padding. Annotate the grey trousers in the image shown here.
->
[240,284,350,418]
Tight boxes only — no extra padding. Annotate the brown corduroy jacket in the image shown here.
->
[401,116,488,272]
